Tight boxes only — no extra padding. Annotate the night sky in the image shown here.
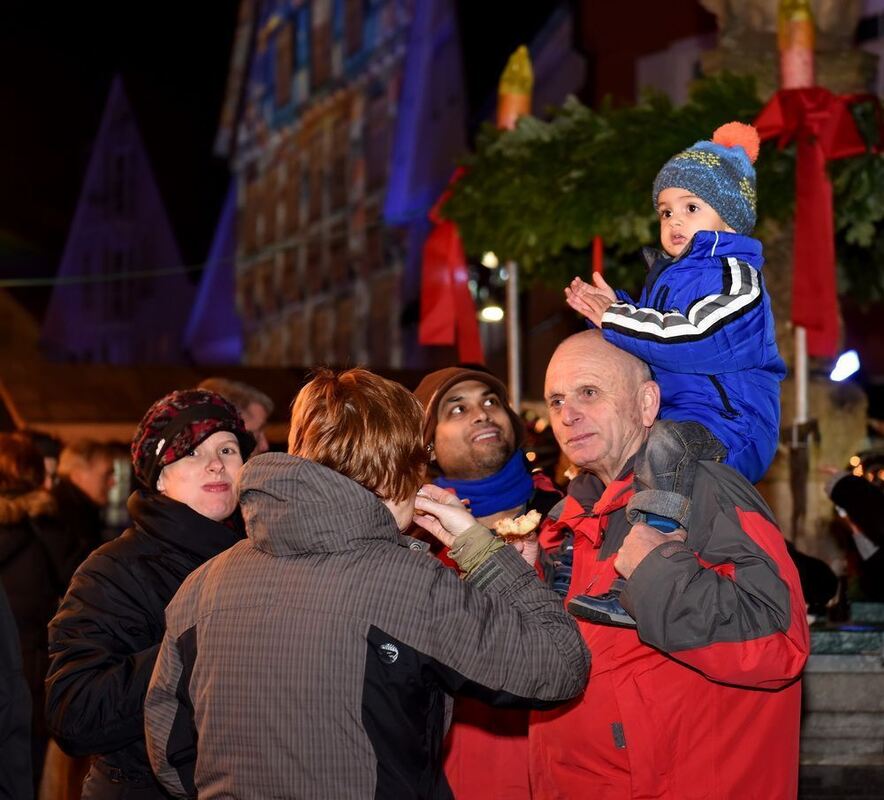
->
[0,1,560,303]
[0,1,240,275]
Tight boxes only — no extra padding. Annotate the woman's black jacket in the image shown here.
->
[45,491,243,785]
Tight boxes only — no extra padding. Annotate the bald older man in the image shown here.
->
[531,331,809,799]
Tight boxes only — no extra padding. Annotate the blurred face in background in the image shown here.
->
[70,455,117,506]
[156,431,244,522]
[240,402,270,455]
[43,457,59,491]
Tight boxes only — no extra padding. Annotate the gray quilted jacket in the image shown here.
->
[145,453,589,799]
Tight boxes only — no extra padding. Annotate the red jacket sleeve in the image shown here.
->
[622,507,809,689]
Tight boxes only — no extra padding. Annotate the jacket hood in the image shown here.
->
[238,453,400,557]
[0,489,55,526]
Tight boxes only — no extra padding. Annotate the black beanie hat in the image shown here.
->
[131,389,256,489]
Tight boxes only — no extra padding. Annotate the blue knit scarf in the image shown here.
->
[434,451,534,518]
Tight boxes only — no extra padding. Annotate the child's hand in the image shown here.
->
[589,272,617,302]
[565,276,614,327]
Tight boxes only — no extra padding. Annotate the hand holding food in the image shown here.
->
[494,509,541,538]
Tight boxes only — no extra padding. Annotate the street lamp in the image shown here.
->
[829,350,860,382]
[479,304,504,323]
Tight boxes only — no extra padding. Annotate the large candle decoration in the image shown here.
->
[496,45,533,131]
[778,0,815,89]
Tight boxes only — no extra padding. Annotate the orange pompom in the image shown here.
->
[712,122,760,164]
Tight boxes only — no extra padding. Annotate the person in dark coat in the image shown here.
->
[45,390,254,800]
[827,471,884,601]
[0,578,33,799]
[0,432,77,792]
[52,439,117,555]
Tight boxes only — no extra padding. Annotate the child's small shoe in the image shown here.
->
[567,591,636,628]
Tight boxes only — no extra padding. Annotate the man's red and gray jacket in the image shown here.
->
[533,459,809,799]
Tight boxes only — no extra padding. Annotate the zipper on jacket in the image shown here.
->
[708,375,740,420]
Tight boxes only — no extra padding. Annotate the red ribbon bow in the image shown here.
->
[755,87,871,357]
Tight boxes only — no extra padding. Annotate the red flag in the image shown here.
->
[755,88,868,357]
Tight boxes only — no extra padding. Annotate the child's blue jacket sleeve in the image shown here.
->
[599,259,767,375]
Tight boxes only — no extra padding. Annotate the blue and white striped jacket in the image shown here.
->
[601,230,786,484]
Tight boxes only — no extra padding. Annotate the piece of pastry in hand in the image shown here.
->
[494,509,542,538]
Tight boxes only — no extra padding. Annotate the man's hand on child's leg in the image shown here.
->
[615,522,686,579]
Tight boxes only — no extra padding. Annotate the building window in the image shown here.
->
[334,297,354,365]
[308,133,324,222]
[281,247,300,304]
[330,117,349,211]
[311,303,333,364]
[344,0,363,56]
[285,151,300,236]
[329,238,346,289]
[311,21,331,89]
[287,312,304,366]
[274,22,294,108]
[364,91,389,191]
[368,277,393,365]
[365,222,381,273]
[306,239,323,295]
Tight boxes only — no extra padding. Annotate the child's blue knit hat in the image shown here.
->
[652,122,760,235]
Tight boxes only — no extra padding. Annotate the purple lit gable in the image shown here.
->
[41,76,195,364]
[184,183,243,364]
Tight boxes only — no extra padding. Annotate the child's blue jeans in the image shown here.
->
[626,419,727,531]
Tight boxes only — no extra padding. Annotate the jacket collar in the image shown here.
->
[643,231,763,272]
[238,453,401,557]
[127,490,244,560]
[548,458,634,544]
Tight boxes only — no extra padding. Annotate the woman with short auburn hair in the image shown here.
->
[288,367,426,504]
[146,367,589,799]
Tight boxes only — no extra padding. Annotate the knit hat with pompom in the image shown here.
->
[652,121,760,235]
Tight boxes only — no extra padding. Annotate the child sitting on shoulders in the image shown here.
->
[564,122,785,628]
